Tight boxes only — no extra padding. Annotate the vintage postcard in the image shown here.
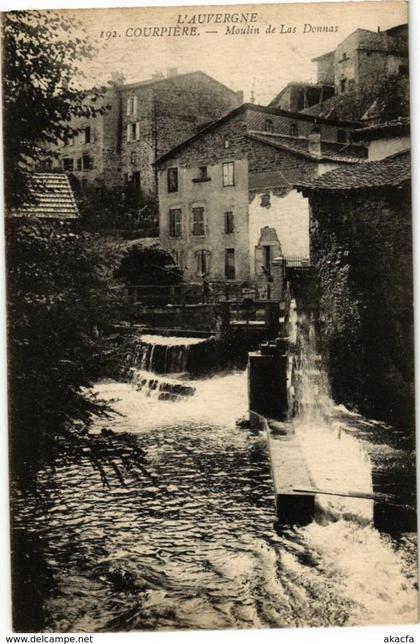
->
[2,0,417,634]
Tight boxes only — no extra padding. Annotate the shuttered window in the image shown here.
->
[169,209,182,238]
[127,122,140,142]
[192,207,205,236]
[127,95,138,116]
[195,249,211,276]
[167,168,178,193]
[222,162,235,187]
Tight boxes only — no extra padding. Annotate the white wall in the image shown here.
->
[368,137,410,161]
[248,188,310,279]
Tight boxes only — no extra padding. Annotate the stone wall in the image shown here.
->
[120,72,242,197]
[309,186,414,429]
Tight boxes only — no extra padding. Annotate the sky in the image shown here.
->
[61,0,408,104]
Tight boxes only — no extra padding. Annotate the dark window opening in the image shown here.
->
[167,167,178,193]
[82,155,92,170]
[62,158,74,171]
[260,193,271,208]
[77,158,82,171]
[84,127,91,143]
[340,78,347,94]
[290,123,298,137]
[225,248,236,280]
[264,119,274,133]
[132,171,141,193]
[224,211,234,234]
[263,245,272,272]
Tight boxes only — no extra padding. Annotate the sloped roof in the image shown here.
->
[351,118,410,141]
[13,174,79,219]
[295,150,410,193]
[247,132,365,164]
[154,103,360,165]
[122,70,239,96]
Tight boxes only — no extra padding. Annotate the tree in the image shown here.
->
[2,10,104,210]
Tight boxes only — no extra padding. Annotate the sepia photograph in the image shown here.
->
[1,0,418,635]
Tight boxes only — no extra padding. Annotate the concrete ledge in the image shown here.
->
[264,418,315,526]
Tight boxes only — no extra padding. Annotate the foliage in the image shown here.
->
[6,218,128,482]
[71,181,159,236]
[2,10,104,210]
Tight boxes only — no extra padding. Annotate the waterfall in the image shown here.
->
[133,334,212,375]
[292,310,374,524]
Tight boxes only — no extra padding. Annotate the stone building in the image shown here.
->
[155,103,366,296]
[311,24,408,98]
[269,23,408,122]
[269,82,334,112]
[295,149,412,427]
[56,71,242,199]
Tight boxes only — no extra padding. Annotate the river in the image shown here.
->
[12,334,418,632]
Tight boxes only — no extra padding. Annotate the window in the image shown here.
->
[340,78,347,94]
[169,208,182,238]
[192,207,205,236]
[127,95,138,116]
[224,136,230,149]
[127,122,140,142]
[82,155,93,170]
[263,245,271,271]
[290,123,298,136]
[195,249,211,276]
[167,168,179,193]
[225,248,236,280]
[337,129,347,143]
[260,193,271,208]
[264,119,274,133]
[224,211,234,234]
[222,162,235,187]
[62,158,74,171]
[77,158,82,171]
[132,171,141,193]
[193,166,209,182]
[171,249,184,269]
[83,127,91,144]
[65,134,74,146]
[81,178,88,191]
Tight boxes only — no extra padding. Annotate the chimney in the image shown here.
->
[167,67,178,78]
[110,72,125,86]
[308,126,322,158]
[151,71,164,80]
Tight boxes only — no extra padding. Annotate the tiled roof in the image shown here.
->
[247,132,366,164]
[351,118,410,141]
[154,103,360,165]
[13,174,79,219]
[295,150,410,193]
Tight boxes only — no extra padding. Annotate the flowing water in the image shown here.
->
[13,333,418,631]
